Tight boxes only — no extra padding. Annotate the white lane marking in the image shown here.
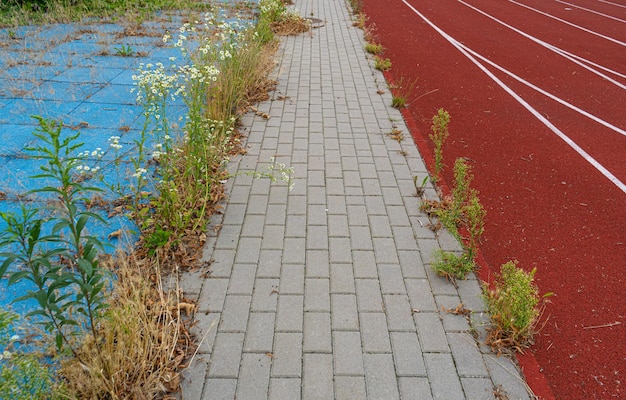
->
[560,49,626,80]
[457,42,626,137]
[401,0,626,194]
[597,0,626,10]
[509,0,626,47]
[458,0,626,87]
[556,0,626,23]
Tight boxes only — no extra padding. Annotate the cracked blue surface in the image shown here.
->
[0,4,260,347]
[0,18,191,255]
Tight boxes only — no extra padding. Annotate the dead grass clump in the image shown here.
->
[270,12,310,36]
[59,256,195,399]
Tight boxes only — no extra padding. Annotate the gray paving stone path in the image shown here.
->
[179,0,532,399]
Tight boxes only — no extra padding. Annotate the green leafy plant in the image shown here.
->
[432,249,474,280]
[483,261,546,351]
[364,42,383,55]
[464,192,486,257]
[0,117,110,366]
[114,43,134,56]
[429,158,486,279]
[0,353,64,400]
[374,55,391,71]
[429,108,450,182]
[0,0,212,27]
[0,309,65,399]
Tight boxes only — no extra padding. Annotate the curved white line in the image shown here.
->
[401,0,626,194]
[458,42,626,137]
[458,0,626,87]
[556,0,626,24]
[509,0,626,47]
[557,48,626,80]
[597,0,626,10]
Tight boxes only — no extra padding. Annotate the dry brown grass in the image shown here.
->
[59,256,195,399]
[271,12,310,36]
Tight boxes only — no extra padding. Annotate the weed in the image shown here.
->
[451,158,472,218]
[114,43,134,56]
[59,256,195,398]
[374,55,391,71]
[0,0,212,27]
[259,0,309,36]
[0,117,110,364]
[0,309,66,399]
[347,0,363,14]
[126,11,292,268]
[428,158,486,276]
[243,157,295,191]
[413,175,429,197]
[464,191,486,256]
[353,12,367,29]
[429,108,450,182]
[144,228,174,257]
[483,261,545,352]
[390,75,418,109]
[432,249,475,281]
[364,42,383,55]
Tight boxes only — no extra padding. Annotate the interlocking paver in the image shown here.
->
[251,278,280,312]
[363,353,401,399]
[424,353,465,400]
[272,332,303,378]
[383,294,417,331]
[398,377,433,400]
[227,264,257,295]
[334,376,367,400]
[355,279,384,312]
[378,264,407,294]
[305,250,330,278]
[331,294,359,331]
[303,312,332,353]
[219,295,251,332]
[236,353,271,400]
[333,331,365,376]
[330,264,356,294]
[359,312,392,353]
[180,0,533,397]
[269,378,301,400]
[208,332,244,378]
[415,312,451,353]
[275,294,304,332]
[244,312,276,353]
[303,354,334,399]
[304,278,331,312]
[279,264,305,295]
[203,379,237,400]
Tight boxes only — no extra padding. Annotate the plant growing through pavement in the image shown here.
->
[483,261,548,351]
[364,42,383,55]
[374,55,391,71]
[390,75,418,109]
[429,108,450,182]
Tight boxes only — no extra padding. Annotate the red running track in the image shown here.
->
[361,0,626,399]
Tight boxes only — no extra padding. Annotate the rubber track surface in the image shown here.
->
[362,0,626,398]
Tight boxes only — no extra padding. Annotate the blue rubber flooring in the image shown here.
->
[0,15,195,248]
[0,10,236,329]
